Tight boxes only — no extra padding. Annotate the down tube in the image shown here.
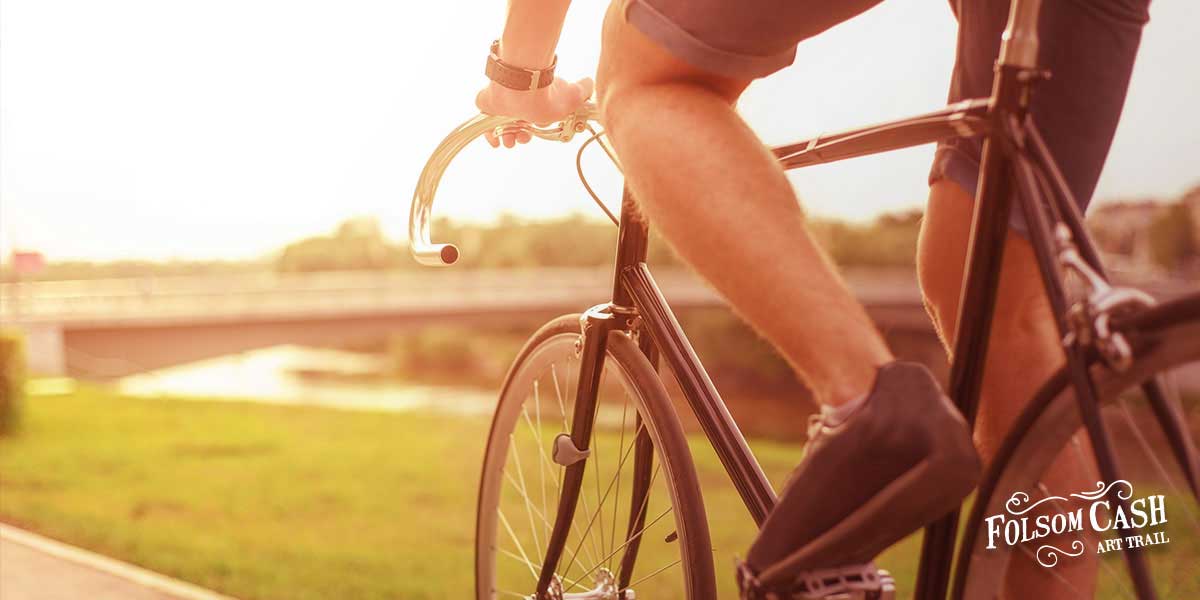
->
[621,263,778,527]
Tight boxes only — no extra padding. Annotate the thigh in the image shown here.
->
[597,0,752,108]
[931,0,1151,228]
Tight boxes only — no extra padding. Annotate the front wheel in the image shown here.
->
[476,314,717,599]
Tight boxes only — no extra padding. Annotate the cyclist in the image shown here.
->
[476,0,1150,596]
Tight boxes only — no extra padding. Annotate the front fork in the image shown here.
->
[534,304,648,600]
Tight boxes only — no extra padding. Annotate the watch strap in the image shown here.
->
[485,40,556,91]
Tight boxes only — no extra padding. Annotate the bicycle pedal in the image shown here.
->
[737,561,895,600]
[791,563,895,600]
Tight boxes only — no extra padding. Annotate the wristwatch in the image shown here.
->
[485,40,556,91]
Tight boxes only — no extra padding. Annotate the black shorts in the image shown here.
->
[622,0,1151,230]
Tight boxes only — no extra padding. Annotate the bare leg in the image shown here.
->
[596,4,891,407]
[919,180,1099,597]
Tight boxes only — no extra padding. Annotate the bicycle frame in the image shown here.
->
[409,0,1190,596]
[557,0,1161,597]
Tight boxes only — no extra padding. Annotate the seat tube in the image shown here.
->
[915,0,1043,598]
[950,0,1042,430]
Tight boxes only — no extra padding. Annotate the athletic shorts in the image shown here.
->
[622,0,1151,231]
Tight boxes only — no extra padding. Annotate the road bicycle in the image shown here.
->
[409,0,1200,597]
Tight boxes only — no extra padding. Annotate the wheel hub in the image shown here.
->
[527,569,625,600]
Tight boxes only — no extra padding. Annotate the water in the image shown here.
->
[117,345,498,416]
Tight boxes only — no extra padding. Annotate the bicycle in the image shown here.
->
[409,0,1200,597]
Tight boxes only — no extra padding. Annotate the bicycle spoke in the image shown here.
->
[1105,390,1199,597]
[565,462,662,591]
[565,503,673,592]
[575,477,605,574]
[502,469,554,531]
[532,380,551,545]
[560,420,648,579]
[544,364,607,572]
[551,362,571,494]
[609,388,631,572]
[504,431,600,570]
[499,546,542,574]
[520,403,554,544]
[495,589,529,599]
[551,364,570,432]
[509,432,544,554]
[498,508,540,581]
[1116,396,1200,530]
[551,358,608,573]
[591,394,607,567]
[627,557,683,589]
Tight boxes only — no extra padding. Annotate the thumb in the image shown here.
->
[475,87,494,115]
[551,77,595,118]
[575,77,595,102]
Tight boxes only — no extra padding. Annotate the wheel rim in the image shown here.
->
[476,330,696,599]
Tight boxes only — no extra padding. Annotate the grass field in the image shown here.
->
[16,385,1198,598]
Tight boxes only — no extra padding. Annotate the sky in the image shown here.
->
[1,0,1197,261]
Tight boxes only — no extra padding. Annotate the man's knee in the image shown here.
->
[919,181,1054,347]
[918,182,972,340]
[596,1,747,129]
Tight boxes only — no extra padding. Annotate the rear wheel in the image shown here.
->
[956,296,1200,599]
[476,314,717,599]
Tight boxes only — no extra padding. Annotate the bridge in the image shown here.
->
[3,267,1189,378]
[2,268,932,377]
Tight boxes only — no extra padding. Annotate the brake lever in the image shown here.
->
[409,103,601,266]
[490,110,592,144]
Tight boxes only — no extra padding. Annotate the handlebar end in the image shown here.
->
[412,243,460,267]
[439,244,460,265]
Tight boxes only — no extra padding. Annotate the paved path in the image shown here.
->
[0,524,235,600]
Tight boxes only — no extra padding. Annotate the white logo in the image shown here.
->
[983,480,1169,567]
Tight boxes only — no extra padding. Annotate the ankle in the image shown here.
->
[823,360,890,407]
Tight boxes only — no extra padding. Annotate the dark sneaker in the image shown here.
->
[743,361,980,592]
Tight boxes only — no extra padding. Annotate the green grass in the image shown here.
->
[0,386,923,599]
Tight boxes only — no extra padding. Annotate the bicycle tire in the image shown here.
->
[475,314,717,599]
[955,293,1200,599]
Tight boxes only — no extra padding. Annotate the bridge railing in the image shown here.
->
[0,269,701,325]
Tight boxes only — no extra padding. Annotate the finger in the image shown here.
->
[502,132,516,148]
[484,130,499,148]
[512,121,534,143]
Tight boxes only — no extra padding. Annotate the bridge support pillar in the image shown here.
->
[16,323,66,376]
